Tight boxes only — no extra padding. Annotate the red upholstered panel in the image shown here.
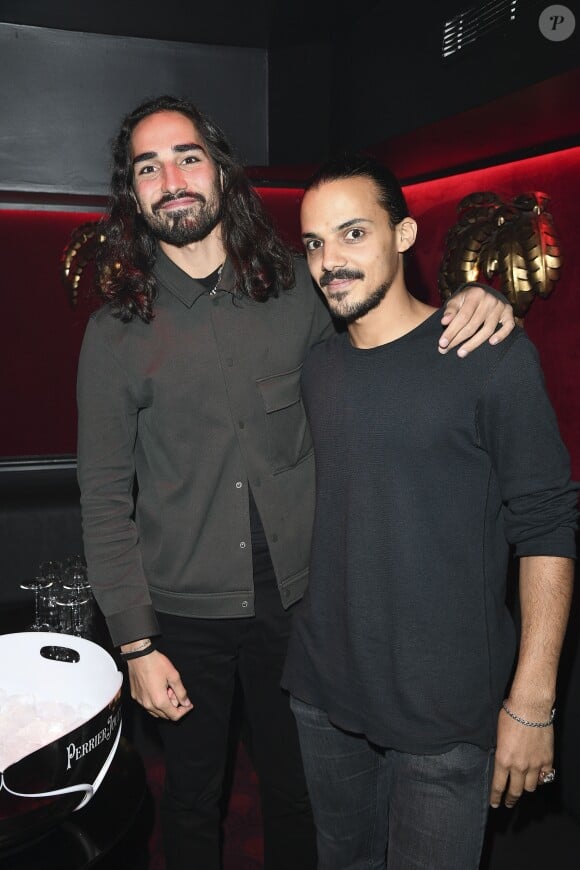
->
[1,145,579,478]
[1,210,103,457]
[402,146,580,481]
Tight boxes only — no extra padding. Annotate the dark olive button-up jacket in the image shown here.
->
[76,251,335,646]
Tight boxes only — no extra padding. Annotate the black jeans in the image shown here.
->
[155,549,316,870]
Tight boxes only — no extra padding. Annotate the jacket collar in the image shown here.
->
[153,245,235,308]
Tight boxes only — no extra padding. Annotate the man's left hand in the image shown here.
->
[489,707,554,809]
[439,284,515,357]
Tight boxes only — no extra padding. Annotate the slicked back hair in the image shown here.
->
[304,152,410,229]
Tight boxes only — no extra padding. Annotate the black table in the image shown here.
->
[1,737,153,870]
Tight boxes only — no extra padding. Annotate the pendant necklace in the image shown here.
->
[208,262,225,296]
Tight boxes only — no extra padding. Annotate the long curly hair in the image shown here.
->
[97,95,295,322]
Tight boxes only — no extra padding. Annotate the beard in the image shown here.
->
[321,269,394,323]
[142,189,222,247]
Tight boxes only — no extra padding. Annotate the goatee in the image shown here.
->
[144,191,222,247]
[328,278,394,323]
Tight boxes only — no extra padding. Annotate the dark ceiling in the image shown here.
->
[0,0,382,48]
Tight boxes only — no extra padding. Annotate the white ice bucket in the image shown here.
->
[0,632,123,850]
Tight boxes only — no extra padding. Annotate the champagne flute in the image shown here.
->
[38,559,65,631]
[62,562,94,637]
[19,577,54,631]
[55,586,91,636]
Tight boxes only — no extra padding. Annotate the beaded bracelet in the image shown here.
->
[119,639,158,661]
[502,700,556,728]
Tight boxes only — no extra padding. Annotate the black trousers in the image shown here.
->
[155,548,317,870]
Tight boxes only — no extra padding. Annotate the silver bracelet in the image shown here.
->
[502,700,556,728]
[119,639,156,661]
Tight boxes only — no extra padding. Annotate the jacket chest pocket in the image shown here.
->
[257,366,313,474]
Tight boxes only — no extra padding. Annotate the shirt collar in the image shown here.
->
[153,246,235,308]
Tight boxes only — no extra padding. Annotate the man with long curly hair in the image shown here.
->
[76,95,515,869]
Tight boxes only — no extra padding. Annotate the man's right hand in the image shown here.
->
[127,650,193,721]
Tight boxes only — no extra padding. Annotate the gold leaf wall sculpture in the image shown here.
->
[60,221,103,308]
[439,191,563,319]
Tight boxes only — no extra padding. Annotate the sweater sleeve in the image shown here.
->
[76,315,160,646]
[477,331,579,558]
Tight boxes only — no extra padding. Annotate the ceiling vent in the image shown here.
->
[442,0,518,58]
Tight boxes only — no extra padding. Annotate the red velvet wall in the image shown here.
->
[1,209,103,458]
[1,145,579,478]
[403,146,580,482]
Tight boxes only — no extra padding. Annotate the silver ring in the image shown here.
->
[539,768,556,784]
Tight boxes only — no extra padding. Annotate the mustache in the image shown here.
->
[152,191,206,213]
[319,268,364,287]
